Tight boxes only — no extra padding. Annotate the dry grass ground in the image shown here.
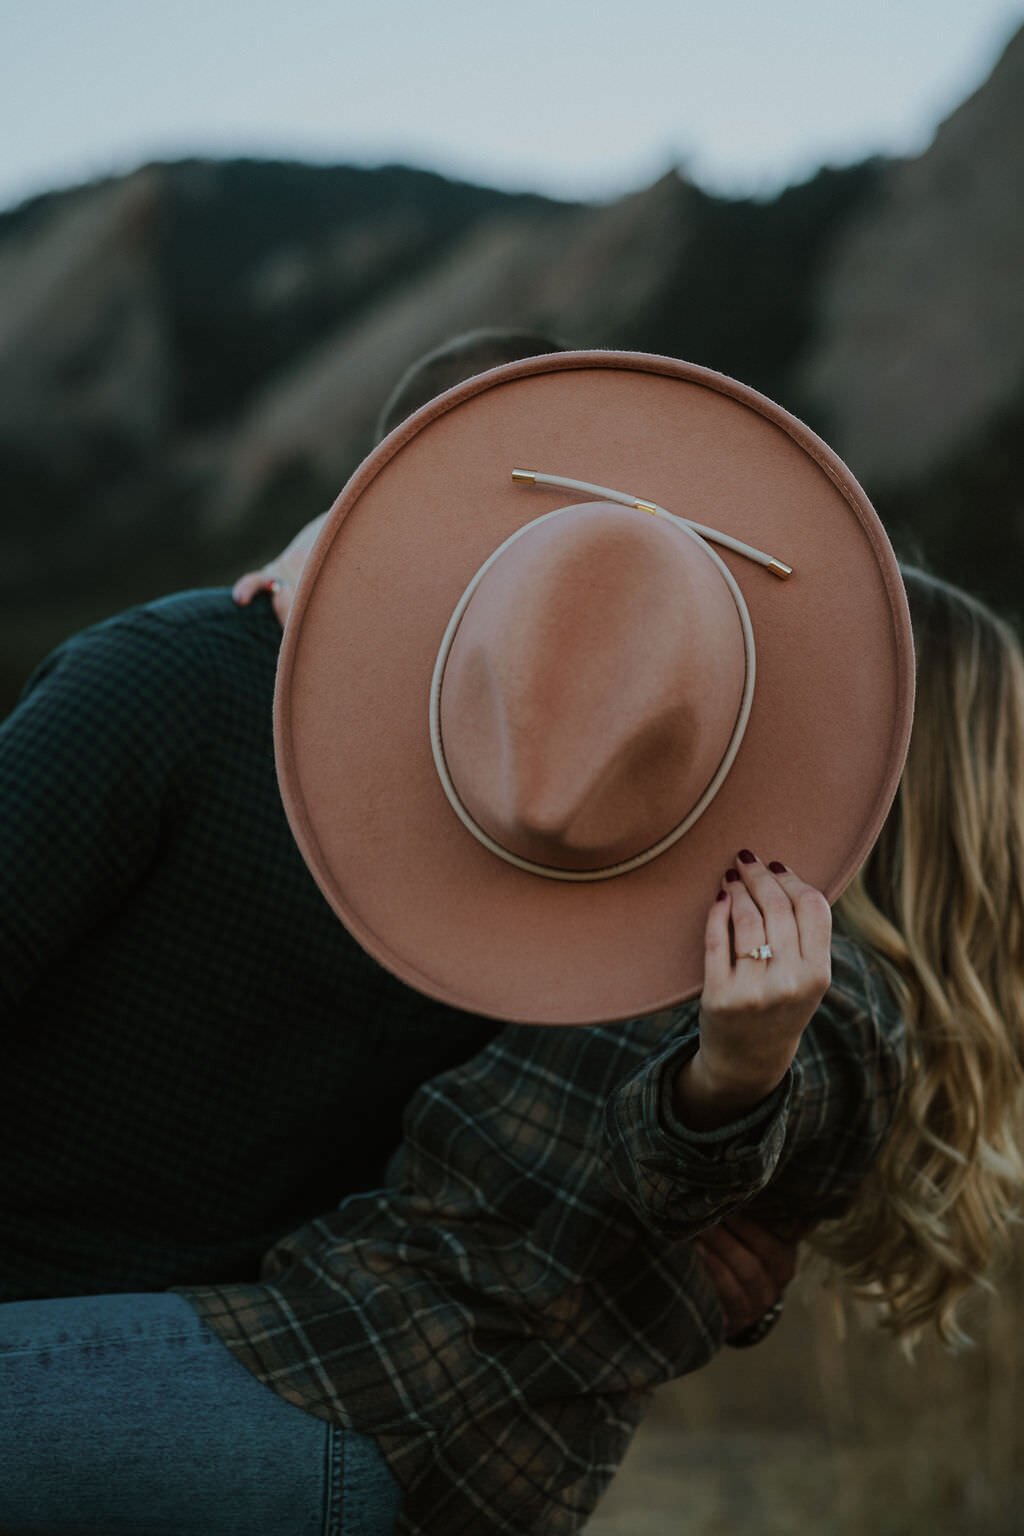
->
[585,1236,1024,1535]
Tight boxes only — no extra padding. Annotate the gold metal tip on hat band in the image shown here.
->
[511,469,793,578]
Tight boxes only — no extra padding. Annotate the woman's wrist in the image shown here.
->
[671,1047,788,1132]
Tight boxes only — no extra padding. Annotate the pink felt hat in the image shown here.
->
[274,351,914,1025]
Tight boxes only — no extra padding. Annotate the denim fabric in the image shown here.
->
[0,1291,401,1535]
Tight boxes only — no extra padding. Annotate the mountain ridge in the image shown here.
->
[1,24,1022,710]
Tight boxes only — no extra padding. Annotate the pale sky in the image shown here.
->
[1,0,1021,212]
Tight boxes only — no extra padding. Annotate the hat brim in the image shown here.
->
[275,352,914,1025]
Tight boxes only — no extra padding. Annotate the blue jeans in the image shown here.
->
[0,1290,402,1535]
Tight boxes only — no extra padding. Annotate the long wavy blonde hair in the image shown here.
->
[814,567,1024,1344]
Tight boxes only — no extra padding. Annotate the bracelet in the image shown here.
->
[724,1297,785,1349]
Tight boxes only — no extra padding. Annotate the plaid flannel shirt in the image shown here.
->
[185,935,904,1536]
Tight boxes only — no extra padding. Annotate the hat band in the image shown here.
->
[428,479,761,883]
[512,470,792,578]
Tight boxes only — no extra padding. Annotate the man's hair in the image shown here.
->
[375,328,569,442]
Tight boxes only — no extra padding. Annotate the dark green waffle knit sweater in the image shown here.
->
[0,589,496,1301]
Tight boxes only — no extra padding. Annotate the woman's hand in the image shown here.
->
[696,1214,803,1339]
[232,512,329,628]
[673,851,832,1131]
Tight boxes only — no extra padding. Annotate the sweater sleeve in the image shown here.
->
[602,939,905,1239]
[0,607,219,1015]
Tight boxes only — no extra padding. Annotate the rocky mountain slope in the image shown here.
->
[1,23,1021,709]
[802,23,1024,488]
[797,23,1024,593]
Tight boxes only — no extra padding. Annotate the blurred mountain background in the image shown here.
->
[1,22,1022,712]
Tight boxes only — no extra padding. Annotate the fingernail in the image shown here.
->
[716,888,729,901]
[769,860,787,874]
[725,869,740,883]
[738,849,757,864]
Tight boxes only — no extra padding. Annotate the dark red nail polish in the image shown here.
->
[725,868,740,883]
[716,888,729,901]
[769,860,787,874]
[738,849,756,864]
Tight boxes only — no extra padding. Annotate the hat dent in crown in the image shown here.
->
[437,501,747,874]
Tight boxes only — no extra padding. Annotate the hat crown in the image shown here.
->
[438,502,747,873]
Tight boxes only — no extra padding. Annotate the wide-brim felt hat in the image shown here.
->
[275,351,914,1025]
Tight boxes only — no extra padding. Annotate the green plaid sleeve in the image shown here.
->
[604,937,905,1236]
[603,1016,795,1235]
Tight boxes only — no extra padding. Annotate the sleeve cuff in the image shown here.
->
[656,1039,794,1152]
[604,1029,800,1233]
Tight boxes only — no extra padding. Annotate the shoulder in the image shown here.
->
[21,588,280,710]
[6,590,282,775]
[50,587,277,668]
